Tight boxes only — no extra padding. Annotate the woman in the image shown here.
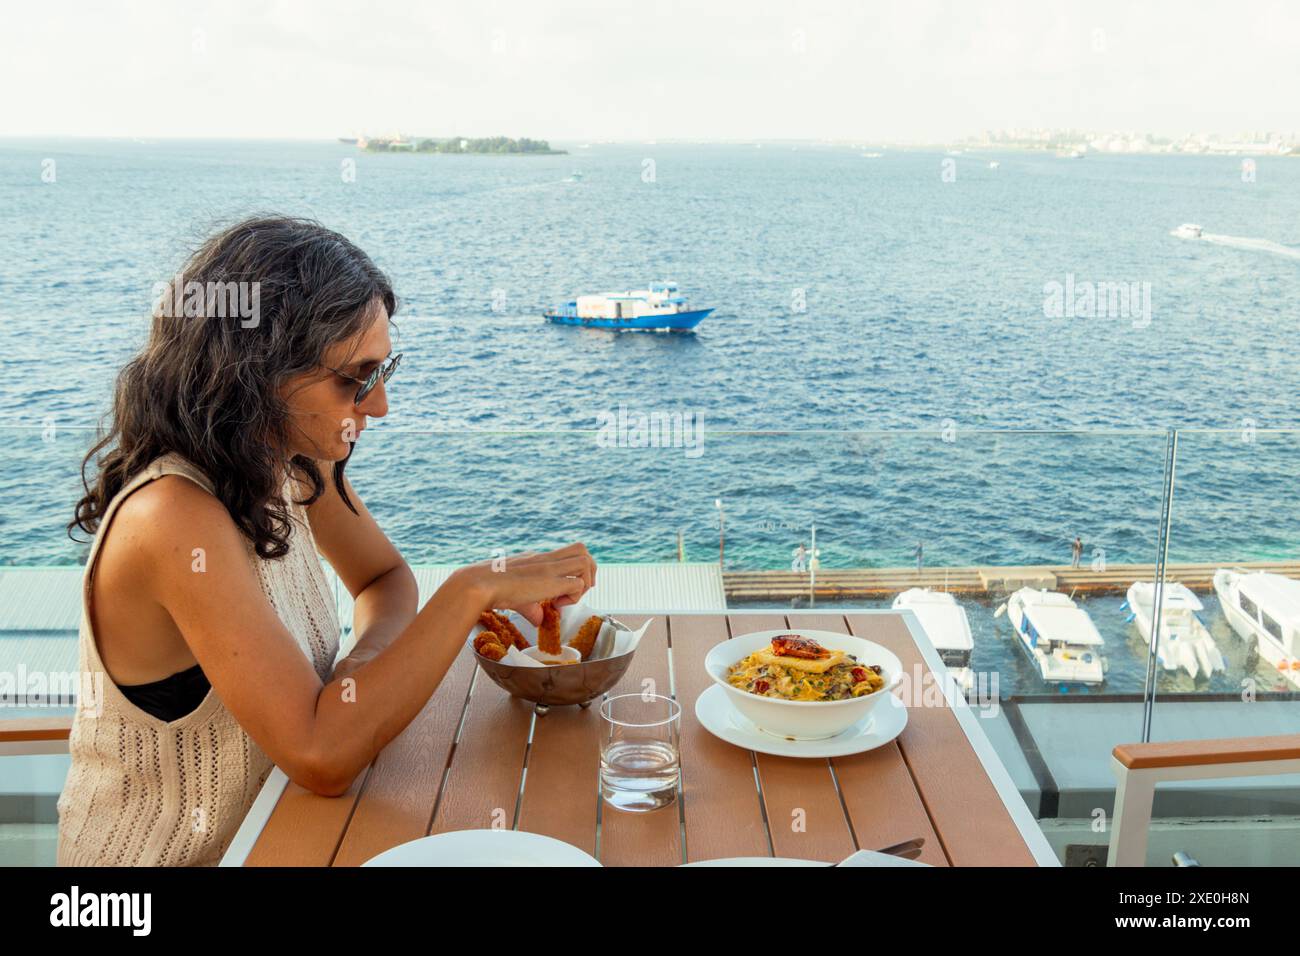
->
[58,216,594,866]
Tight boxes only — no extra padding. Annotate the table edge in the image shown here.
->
[891,608,1061,867]
[219,766,290,867]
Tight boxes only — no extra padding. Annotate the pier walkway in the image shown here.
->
[723,560,1300,602]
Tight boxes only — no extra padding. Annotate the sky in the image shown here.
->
[3,0,1298,142]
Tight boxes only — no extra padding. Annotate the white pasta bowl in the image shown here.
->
[705,629,903,740]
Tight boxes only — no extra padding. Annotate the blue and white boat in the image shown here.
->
[998,587,1106,686]
[544,282,714,331]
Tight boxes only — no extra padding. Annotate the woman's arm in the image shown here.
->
[331,565,418,683]
[142,475,594,797]
[300,464,417,683]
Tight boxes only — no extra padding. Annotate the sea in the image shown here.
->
[2,137,1298,694]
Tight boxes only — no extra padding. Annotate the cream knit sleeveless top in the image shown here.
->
[56,451,340,867]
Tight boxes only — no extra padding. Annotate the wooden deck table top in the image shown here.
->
[222,611,1057,867]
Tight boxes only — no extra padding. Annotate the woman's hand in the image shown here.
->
[454,542,596,627]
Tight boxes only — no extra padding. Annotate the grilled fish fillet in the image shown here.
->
[754,645,846,674]
[771,635,831,659]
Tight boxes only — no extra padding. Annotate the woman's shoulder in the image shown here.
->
[110,464,237,559]
[92,463,245,623]
[146,451,217,495]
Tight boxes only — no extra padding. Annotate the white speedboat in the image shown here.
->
[1172,223,1203,239]
[1124,581,1225,680]
[892,588,974,693]
[998,588,1105,686]
[988,161,1000,169]
[1213,569,1300,688]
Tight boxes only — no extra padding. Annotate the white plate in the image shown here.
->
[705,629,903,739]
[361,829,601,867]
[681,850,927,867]
[695,683,908,758]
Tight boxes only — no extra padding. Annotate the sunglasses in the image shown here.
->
[325,352,402,404]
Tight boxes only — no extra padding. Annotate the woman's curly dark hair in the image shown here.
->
[68,215,398,559]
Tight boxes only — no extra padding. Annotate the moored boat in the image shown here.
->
[545,283,714,331]
[998,588,1106,686]
[892,588,975,693]
[1213,569,1300,689]
[1123,581,1226,680]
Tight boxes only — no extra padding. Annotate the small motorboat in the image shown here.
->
[545,283,714,332]
[997,588,1106,686]
[1172,223,1204,240]
[1123,581,1225,680]
[892,588,974,693]
[1213,569,1300,688]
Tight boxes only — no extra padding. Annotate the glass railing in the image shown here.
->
[0,425,87,864]
[1138,427,1300,866]
[2,423,1296,865]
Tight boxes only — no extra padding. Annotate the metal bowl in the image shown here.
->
[473,650,636,712]
[466,606,639,713]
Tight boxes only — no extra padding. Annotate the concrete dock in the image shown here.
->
[723,560,1300,602]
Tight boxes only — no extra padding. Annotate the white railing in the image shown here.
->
[1108,734,1300,866]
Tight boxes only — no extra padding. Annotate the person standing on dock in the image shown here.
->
[1072,535,1082,569]
[791,543,807,572]
[914,541,923,573]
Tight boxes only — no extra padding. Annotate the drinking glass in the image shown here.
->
[598,693,681,812]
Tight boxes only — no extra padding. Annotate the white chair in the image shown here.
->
[1108,734,1300,866]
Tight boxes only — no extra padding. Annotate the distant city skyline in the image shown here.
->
[3,0,1298,142]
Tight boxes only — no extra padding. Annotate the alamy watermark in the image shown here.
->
[151,274,261,328]
[1043,274,1151,328]
[0,666,103,717]
[596,403,704,458]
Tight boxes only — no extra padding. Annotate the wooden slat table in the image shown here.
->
[222,611,1057,867]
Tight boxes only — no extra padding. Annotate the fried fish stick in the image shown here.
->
[479,610,529,651]
[537,600,562,655]
[473,628,502,655]
[567,616,604,661]
[489,611,529,650]
[478,611,506,641]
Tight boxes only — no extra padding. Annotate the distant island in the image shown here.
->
[348,135,565,155]
[957,127,1297,156]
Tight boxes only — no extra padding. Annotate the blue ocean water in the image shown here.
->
[1,139,1298,571]
[2,138,1299,695]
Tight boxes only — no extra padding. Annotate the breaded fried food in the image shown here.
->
[488,611,528,650]
[477,611,527,651]
[567,615,604,661]
[537,600,562,655]
[478,611,506,640]
[473,628,508,660]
